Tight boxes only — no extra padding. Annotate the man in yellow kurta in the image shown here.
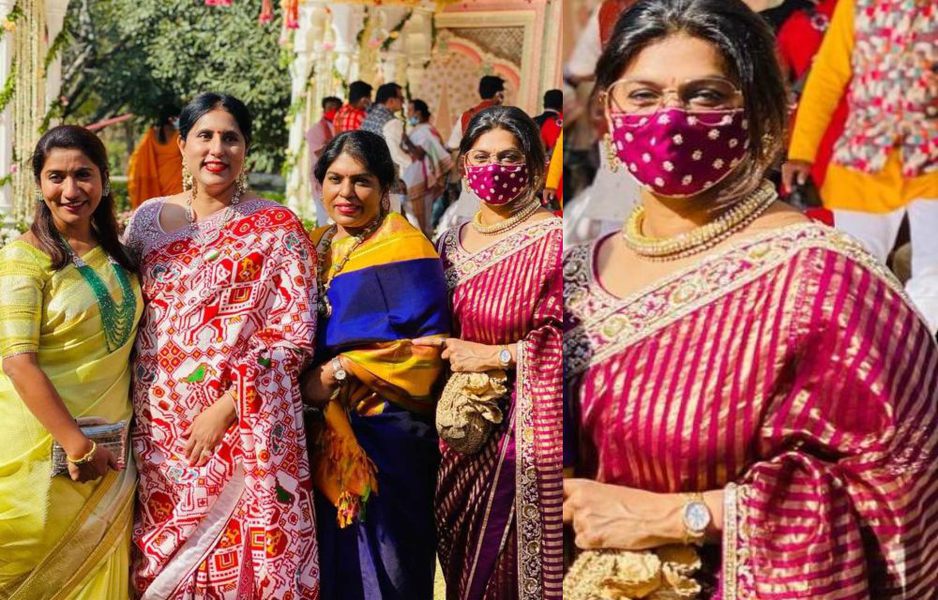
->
[127,105,183,209]
[784,0,937,333]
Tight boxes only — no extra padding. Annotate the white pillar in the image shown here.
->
[403,8,432,95]
[330,4,365,84]
[376,6,409,85]
[284,2,316,218]
[44,0,68,115]
[0,0,17,227]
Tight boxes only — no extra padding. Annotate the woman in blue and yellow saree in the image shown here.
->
[301,130,451,600]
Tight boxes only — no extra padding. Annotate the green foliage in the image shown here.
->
[61,0,291,173]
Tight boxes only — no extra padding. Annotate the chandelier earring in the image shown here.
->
[604,133,620,173]
[182,164,194,192]
[103,180,111,197]
[35,188,45,203]
[236,169,248,196]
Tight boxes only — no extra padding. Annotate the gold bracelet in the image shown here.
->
[66,440,97,466]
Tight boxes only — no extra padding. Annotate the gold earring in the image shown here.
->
[182,164,193,192]
[237,169,248,196]
[604,134,620,173]
[35,188,44,203]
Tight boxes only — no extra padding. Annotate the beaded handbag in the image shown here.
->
[436,370,508,454]
[50,417,129,477]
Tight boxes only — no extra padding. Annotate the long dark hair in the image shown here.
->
[314,130,397,193]
[178,92,253,148]
[459,105,547,192]
[595,0,788,202]
[155,103,180,144]
[31,125,136,272]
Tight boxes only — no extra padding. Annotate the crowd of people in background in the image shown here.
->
[308,74,565,240]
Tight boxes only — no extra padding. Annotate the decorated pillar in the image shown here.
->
[43,0,67,114]
[11,0,47,225]
[402,7,433,94]
[330,3,365,85]
[0,0,16,227]
[376,6,409,84]
[284,1,316,217]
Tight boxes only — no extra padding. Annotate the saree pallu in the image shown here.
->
[127,129,183,209]
[436,217,564,600]
[563,223,938,598]
[0,241,143,600]
[310,212,450,600]
[125,198,319,599]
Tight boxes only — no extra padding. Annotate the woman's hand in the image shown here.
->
[563,479,725,550]
[412,337,513,372]
[300,357,350,406]
[182,391,237,466]
[563,479,688,551]
[66,440,120,483]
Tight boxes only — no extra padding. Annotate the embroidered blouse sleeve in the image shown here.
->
[0,245,46,359]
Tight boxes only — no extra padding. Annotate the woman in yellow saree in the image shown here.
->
[0,125,141,599]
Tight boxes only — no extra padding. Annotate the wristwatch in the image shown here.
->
[331,357,348,384]
[497,346,512,368]
[681,492,711,545]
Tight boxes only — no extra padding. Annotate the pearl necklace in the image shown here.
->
[622,181,777,261]
[470,197,541,236]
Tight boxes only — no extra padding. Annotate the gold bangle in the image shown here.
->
[66,440,97,466]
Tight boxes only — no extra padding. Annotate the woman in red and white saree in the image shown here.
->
[124,93,319,599]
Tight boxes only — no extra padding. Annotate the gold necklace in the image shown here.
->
[315,214,384,317]
[622,181,777,261]
[471,197,541,236]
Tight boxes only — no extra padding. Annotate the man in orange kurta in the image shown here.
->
[127,108,183,209]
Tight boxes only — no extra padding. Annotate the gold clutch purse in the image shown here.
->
[50,417,130,477]
[436,370,508,454]
[563,545,702,600]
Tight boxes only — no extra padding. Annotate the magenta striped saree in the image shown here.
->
[436,218,564,600]
[563,223,938,598]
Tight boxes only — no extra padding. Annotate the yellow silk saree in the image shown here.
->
[0,240,141,600]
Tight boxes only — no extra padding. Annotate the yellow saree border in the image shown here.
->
[4,462,135,600]
[442,218,561,290]
[563,223,908,377]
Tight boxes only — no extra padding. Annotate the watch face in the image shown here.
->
[499,349,511,364]
[683,502,710,533]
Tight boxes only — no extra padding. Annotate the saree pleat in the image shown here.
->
[436,217,563,600]
[564,223,938,599]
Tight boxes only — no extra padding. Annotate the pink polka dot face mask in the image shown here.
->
[464,163,529,206]
[608,107,750,198]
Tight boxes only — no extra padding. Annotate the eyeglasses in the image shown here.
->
[465,150,525,166]
[602,77,743,115]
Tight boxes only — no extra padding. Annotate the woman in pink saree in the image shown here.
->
[562,1,938,598]
[124,93,319,599]
[416,106,563,599]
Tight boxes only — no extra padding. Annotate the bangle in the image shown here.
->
[67,441,97,466]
